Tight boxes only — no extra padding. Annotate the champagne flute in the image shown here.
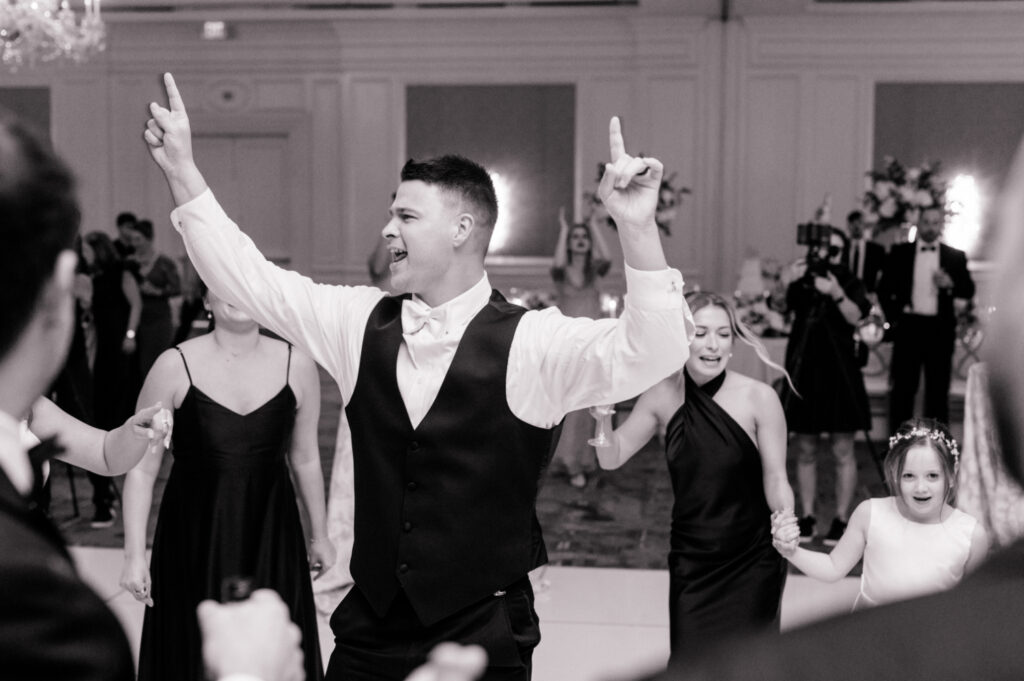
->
[588,404,616,447]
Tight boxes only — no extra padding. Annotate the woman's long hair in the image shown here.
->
[684,290,797,394]
[565,222,610,284]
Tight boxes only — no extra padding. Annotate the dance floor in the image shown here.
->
[73,545,859,681]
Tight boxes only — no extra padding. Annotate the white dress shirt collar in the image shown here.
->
[0,408,33,496]
[408,274,492,336]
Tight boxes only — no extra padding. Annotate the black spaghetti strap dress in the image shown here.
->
[665,369,787,663]
[137,345,323,681]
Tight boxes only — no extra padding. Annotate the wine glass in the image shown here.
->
[588,404,616,447]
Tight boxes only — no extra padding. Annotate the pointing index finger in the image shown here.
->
[608,116,625,163]
[163,72,186,114]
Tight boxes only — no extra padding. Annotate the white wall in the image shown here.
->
[9,1,1024,296]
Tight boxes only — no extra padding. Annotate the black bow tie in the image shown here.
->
[27,436,64,509]
[920,245,937,252]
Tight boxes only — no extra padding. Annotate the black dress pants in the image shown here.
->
[326,577,540,681]
[888,313,957,431]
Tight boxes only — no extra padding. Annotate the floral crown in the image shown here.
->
[888,427,960,462]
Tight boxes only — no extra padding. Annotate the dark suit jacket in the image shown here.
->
[876,241,975,330]
[848,239,886,293]
[0,470,134,680]
[643,539,1024,681]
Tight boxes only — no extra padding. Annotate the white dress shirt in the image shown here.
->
[911,240,940,316]
[171,190,694,429]
[850,239,866,280]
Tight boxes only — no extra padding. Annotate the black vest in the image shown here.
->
[346,291,555,625]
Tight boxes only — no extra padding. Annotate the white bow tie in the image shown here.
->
[401,298,448,338]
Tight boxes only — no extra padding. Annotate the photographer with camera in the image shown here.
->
[781,224,872,545]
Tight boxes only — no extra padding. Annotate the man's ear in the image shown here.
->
[38,250,77,330]
[452,212,475,248]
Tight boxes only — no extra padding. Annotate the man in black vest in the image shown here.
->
[876,205,974,431]
[145,72,695,681]
[0,109,306,681]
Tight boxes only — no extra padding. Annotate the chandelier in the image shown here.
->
[0,0,105,70]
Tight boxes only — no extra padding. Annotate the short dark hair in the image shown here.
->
[400,155,498,230]
[130,218,154,241]
[847,210,863,223]
[116,211,137,228]
[0,110,79,358]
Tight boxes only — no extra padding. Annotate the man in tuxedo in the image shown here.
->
[876,205,974,431]
[0,109,304,681]
[144,72,693,681]
[844,210,885,293]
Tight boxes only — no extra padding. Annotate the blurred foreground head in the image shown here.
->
[0,109,80,410]
[986,136,1024,485]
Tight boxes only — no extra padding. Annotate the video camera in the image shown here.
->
[796,222,833,279]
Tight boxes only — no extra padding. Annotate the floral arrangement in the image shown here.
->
[861,157,947,232]
[732,257,789,337]
[583,164,690,236]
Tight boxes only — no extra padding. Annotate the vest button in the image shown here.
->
[398,563,410,574]
[407,481,417,491]
[403,521,413,532]
[408,441,420,453]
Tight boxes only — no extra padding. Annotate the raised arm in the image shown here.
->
[286,348,335,580]
[551,207,570,270]
[145,73,208,206]
[143,72,382,397]
[31,397,170,476]
[598,117,667,272]
[753,382,795,513]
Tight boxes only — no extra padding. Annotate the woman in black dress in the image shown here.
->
[124,219,181,380]
[780,226,871,545]
[593,291,794,662]
[120,288,334,681]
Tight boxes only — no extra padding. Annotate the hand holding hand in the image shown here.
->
[198,590,304,681]
[121,336,137,355]
[309,538,337,580]
[770,509,800,557]
[597,117,663,234]
[129,403,174,450]
[404,643,488,681]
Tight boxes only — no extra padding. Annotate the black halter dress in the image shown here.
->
[664,369,787,662]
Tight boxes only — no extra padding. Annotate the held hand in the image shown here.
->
[597,117,663,233]
[308,538,337,580]
[120,555,154,606]
[404,643,488,681]
[198,590,305,681]
[145,73,195,177]
[129,403,174,450]
[121,337,137,355]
